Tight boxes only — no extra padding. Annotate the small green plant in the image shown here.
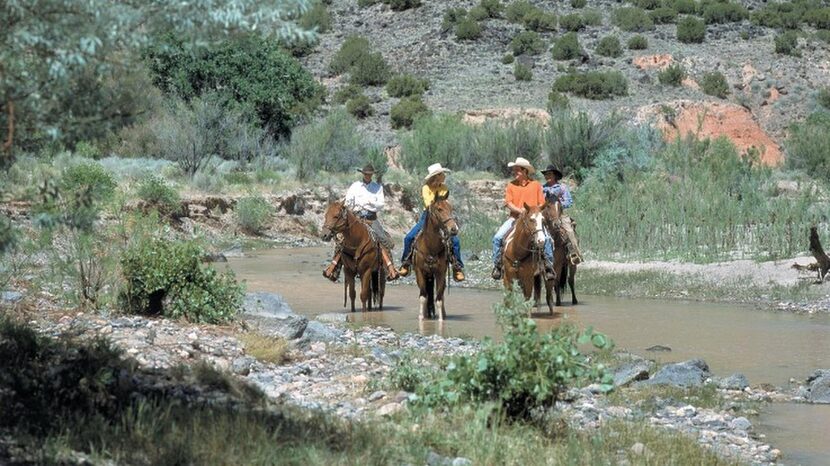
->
[386,74,430,97]
[571,0,587,8]
[552,32,583,61]
[582,9,603,25]
[774,31,800,56]
[612,7,654,31]
[700,71,730,98]
[442,7,467,32]
[346,95,375,118]
[523,9,557,31]
[333,84,363,104]
[514,63,532,81]
[478,0,503,18]
[358,0,380,6]
[633,0,661,9]
[299,2,332,32]
[505,0,534,23]
[677,16,706,43]
[665,0,696,14]
[818,87,830,110]
[702,2,748,24]
[385,0,422,11]
[804,7,830,29]
[349,52,391,86]
[235,195,274,235]
[329,36,371,75]
[468,5,490,21]
[60,161,117,202]
[595,35,623,58]
[455,18,483,40]
[553,70,628,100]
[391,97,430,129]
[511,30,545,56]
[547,90,570,112]
[559,13,585,31]
[136,175,181,215]
[740,30,750,40]
[501,53,515,64]
[658,63,687,86]
[628,34,648,49]
[649,6,678,24]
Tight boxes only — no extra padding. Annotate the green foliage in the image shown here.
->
[285,109,369,180]
[514,63,533,81]
[612,7,655,31]
[350,52,391,86]
[787,112,830,179]
[700,71,730,98]
[386,74,430,98]
[333,84,364,104]
[582,9,604,26]
[511,31,546,56]
[442,8,468,32]
[658,63,687,86]
[144,34,321,138]
[136,175,181,215]
[469,5,490,21]
[391,97,431,129]
[544,111,625,180]
[805,7,830,29]
[751,2,804,29]
[330,36,372,75]
[358,0,380,6]
[702,2,749,23]
[818,30,830,43]
[775,31,800,56]
[0,215,14,256]
[632,0,661,9]
[347,95,375,119]
[552,33,583,60]
[547,91,571,112]
[596,36,623,58]
[60,161,117,202]
[559,13,585,32]
[505,1,535,23]
[299,2,332,32]
[502,53,515,64]
[818,87,830,110]
[571,0,587,8]
[235,196,274,235]
[120,237,244,323]
[649,6,678,24]
[677,17,706,43]
[627,34,649,49]
[552,71,628,100]
[665,0,697,14]
[455,18,483,40]
[479,0,504,18]
[523,9,558,31]
[384,0,422,11]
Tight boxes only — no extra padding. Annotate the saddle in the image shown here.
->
[412,228,452,266]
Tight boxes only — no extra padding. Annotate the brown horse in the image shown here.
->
[320,200,385,312]
[412,195,459,321]
[502,203,552,312]
[541,200,578,306]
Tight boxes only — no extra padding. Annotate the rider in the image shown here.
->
[398,163,465,282]
[322,164,400,282]
[491,157,555,281]
[540,164,583,265]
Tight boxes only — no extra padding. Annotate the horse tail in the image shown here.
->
[343,276,347,308]
[372,269,380,304]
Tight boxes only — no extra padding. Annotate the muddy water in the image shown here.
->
[228,247,830,465]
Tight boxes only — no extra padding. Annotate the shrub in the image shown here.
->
[523,9,557,31]
[633,0,661,9]
[384,0,422,11]
[136,175,181,215]
[505,0,534,23]
[612,7,654,31]
[665,0,696,14]
[386,74,430,97]
[775,31,800,56]
[299,2,332,32]
[349,52,391,86]
[787,112,830,179]
[571,0,587,8]
[703,2,749,24]
[596,35,623,58]
[751,3,803,29]
[547,90,570,112]
[700,71,730,98]
[391,97,430,129]
[479,0,504,18]
[455,18,483,40]
[559,13,585,31]
[818,30,830,44]
[553,70,628,100]
[658,63,687,86]
[329,36,371,75]
[285,109,368,180]
[552,32,583,60]
[677,16,706,43]
[502,53,515,64]
[544,111,625,179]
[468,5,490,21]
[235,196,274,235]
[333,84,363,104]
[805,7,830,29]
[511,31,545,56]
[649,6,678,24]
[628,34,648,49]
[60,162,117,201]
[120,237,244,323]
[581,9,603,26]
[358,0,380,6]
[818,87,830,110]
[400,114,475,173]
[346,95,375,118]
[442,7,467,32]
[514,63,533,81]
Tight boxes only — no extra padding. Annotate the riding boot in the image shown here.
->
[544,258,556,281]
[398,252,412,277]
[451,258,465,282]
[322,253,342,282]
[380,247,400,281]
[491,263,502,280]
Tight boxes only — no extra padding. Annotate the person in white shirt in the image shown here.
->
[323,164,399,281]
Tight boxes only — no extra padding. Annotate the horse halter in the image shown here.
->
[427,202,457,239]
[323,202,350,234]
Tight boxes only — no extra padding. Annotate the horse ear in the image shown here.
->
[436,192,448,202]
[523,202,531,211]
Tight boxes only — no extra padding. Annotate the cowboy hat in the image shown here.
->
[424,163,451,181]
[540,164,563,179]
[355,164,376,174]
[507,157,535,175]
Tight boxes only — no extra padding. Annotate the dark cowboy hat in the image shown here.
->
[355,164,376,174]
[540,164,563,179]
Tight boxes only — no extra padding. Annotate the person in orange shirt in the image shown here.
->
[491,157,555,280]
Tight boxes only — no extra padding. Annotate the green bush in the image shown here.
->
[299,2,332,32]
[649,6,678,24]
[677,16,706,43]
[658,63,687,86]
[144,34,320,139]
[804,7,830,29]
[502,53,515,64]
[60,161,117,201]
[442,7,468,32]
[468,5,490,21]
[596,35,623,57]
[333,84,363,104]
[120,237,244,323]
[787,112,830,179]
[553,70,629,100]
[665,0,696,14]
[571,0,587,8]
[479,0,504,18]
[358,0,380,6]
[775,31,800,56]
[329,36,372,75]
[235,195,274,235]
[285,109,369,180]
[628,34,649,49]
[818,87,830,109]
[818,30,830,44]
[455,18,483,40]
[391,97,430,129]
[633,0,661,10]
[505,0,534,23]
[552,33,583,61]
[547,90,570,112]
[346,95,375,119]
[523,9,557,31]
[350,52,391,86]
[700,71,730,98]
[559,13,585,31]
[514,63,533,81]
[136,175,181,215]
[612,7,655,31]
[703,2,749,24]
[511,31,545,56]
[400,114,474,173]
[751,3,803,29]
[384,0,422,11]
[386,74,430,97]
[544,111,625,179]
[582,9,603,25]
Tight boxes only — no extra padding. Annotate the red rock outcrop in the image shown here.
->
[632,54,673,70]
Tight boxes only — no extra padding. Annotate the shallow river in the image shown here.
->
[228,247,830,466]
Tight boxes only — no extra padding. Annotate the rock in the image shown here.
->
[368,390,387,402]
[645,345,671,352]
[1,291,23,304]
[613,360,655,387]
[241,292,308,340]
[630,442,647,456]
[376,402,404,417]
[231,356,255,376]
[316,313,349,323]
[717,373,750,390]
[730,416,752,431]
[806,369,830,403]
[452,458,472,466]
[297,321,343,346]
[280,195,307,215]
[638,359,710,388]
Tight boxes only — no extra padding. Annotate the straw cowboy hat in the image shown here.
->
[424,163,451,181]
[540,164,563,179]
[355,164,376,174]
[507,157,535,175]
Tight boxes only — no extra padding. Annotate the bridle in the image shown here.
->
[323,202,350,236]
[427,200,457,239]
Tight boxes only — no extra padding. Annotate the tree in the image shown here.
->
[0,0,315,164]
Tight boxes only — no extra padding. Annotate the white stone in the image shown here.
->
[377,402,404,417]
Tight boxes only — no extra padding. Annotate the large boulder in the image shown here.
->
[806,369,830,404]
[613,359,656,387]
[241,292,307,340]
[637,359,711,388]
[293,321,345,349]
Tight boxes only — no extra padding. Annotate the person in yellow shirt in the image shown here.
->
[398,163,465,282]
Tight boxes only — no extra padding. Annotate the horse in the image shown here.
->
[412,194,459,321]
[320,200,385,312]
[541,200,578,306]
[501,203,553,313]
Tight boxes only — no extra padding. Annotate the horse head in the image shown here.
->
[321,200,348,241]
[521,202,546,249]
[428,194,459,236]
[541,200,563,237]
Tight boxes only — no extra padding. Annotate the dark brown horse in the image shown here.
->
[541,200,578,306]
[412,195,459,320]
[502,203,552,313]
[320,200,385,312]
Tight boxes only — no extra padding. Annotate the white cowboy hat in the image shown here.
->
[424,163,451,181]
[507,157,535,175]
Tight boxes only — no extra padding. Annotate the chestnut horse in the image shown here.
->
[320,200,385,312]
[541,200,578,306]
[412,195,459,320]
[502,203,552,313]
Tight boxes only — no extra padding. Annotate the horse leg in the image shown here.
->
[545,275,554,314]
[569,265,578,305]
[416,272,428,321]
[533,275,541,308]
[360,272,372,312]
[436,270,447,321]
[378,271,386,310]
[346,270,356,312]
[427,275,435,319]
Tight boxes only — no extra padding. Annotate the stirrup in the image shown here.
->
[569,253,582,265]
[491,266,502,280]
[453,268,465,282]
[398,262,411,277]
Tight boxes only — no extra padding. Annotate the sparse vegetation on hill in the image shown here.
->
[658,63,687,86]
[552,32,583,60]
[700,71,730,98]
[677,16,706,43]
[553,70,628,100]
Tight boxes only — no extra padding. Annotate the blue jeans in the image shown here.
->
[492,217,553,266]
[402,211,464,268]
